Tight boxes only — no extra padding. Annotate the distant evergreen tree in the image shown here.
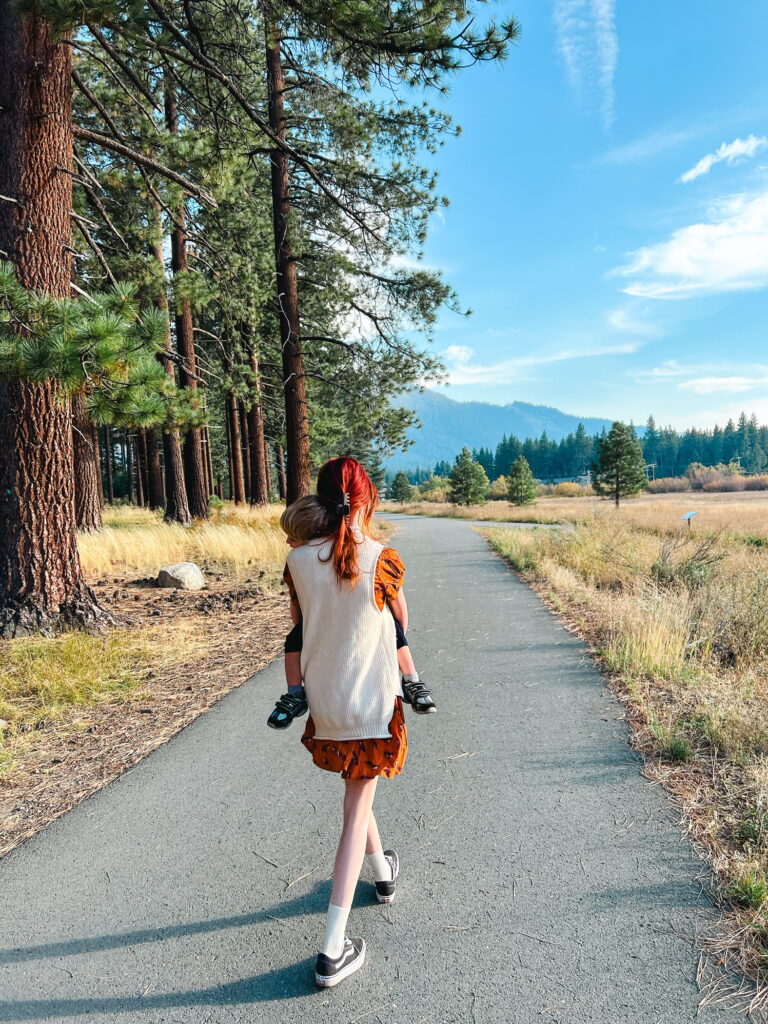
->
[449,447,489,506]
[507,456,537,505]
[591,422,647,507]
[473,446,495,479]
[434,459,452,477]
[390,471,414,504]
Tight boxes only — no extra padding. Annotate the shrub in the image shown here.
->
[646,477,691,493]
[487,475,508,500]
[550,481,593,497]
[744,475,768,491]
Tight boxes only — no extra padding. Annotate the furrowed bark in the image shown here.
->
[227,391,246,504]
[0,4,109,635]
[247,348,269,505]
[72,391,103,532]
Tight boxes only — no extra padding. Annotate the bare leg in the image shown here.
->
[366,810,383,855]
[397,646,418,677]
[284,650,303,688]
[330,777,379,908]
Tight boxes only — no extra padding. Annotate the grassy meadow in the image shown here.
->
[0,504,289,780]
[79,503,289,579]
[381,488,768,542]
[483,497,768,1005]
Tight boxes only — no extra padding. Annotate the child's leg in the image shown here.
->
[284,651,303,689]
[393,617,419,679]
[323,777,378,956]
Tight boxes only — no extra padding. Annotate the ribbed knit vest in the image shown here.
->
[286,532,402,741]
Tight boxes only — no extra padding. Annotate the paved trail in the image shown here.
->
[0,518,743,1023]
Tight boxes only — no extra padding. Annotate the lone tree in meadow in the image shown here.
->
[591,422,647,507]
[389,471,413,504]
[507,456,537,506]
[449,447,489,506]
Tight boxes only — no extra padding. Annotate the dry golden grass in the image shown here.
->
[485,515,768,1011]
[0,622,210,777]
[382,489,768,542]
[79,503,289,578]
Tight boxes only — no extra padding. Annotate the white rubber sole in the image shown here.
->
[315,939,366,987]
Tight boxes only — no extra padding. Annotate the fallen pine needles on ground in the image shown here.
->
[485,513,768,1019]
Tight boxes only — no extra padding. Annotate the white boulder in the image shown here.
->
[157,562,205,591]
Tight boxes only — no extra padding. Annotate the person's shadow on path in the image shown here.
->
[0,879,379,1019]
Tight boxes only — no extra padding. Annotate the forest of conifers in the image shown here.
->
[416,412,768,483]
[0,0,520,637]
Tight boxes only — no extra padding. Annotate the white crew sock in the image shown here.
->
[322,903,350,959]
[366,849,392,882]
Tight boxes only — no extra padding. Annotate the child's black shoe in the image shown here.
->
[402,677,436,714]
[267,691,308,730]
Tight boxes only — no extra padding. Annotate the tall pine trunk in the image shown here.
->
[227,392,246,504]
[72,391,103,532]
[265,26,310,504]
[0,4,108,635]
[152,200,191,525]
[165,89,208,519]
[103,425,115,504]
[239,400,252,502]
[247,347,269,505]
[144,428,165,510]
[275,443,287,501]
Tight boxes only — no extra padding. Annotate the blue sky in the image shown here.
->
[415,0,768,430]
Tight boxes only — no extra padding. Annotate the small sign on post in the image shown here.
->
[682,511,699,530]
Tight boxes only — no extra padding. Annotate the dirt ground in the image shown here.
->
[0,572,291,858]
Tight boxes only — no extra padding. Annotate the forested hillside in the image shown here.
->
[387,389,613,471]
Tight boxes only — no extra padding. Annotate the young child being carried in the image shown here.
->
[268,495,435,730]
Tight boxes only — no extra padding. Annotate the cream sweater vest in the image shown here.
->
[286,532,402,741]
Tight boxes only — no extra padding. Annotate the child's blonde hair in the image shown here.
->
[280,495,333,543]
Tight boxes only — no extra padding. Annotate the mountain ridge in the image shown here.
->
[387,390,616,472]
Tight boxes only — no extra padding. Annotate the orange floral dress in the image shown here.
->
[283,547,408,780]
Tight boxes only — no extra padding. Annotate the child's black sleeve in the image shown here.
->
[284,621,303,654]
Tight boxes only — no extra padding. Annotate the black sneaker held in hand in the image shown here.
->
[402,677,437,714]
[267,690,308,730]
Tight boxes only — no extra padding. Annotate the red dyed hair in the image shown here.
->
[316,456,379,583]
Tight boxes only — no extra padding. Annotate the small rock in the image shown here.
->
[156,562,205,591]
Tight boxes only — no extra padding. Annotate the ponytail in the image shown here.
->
[316,457,378,583]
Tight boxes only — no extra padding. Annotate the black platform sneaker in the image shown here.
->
[402,678,437,714]
[375,849,399,905]
[267,691,308,730]
[315,936,366,987]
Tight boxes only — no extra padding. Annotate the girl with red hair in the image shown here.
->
[280,456,429,987]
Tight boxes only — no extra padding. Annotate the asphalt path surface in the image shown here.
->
[0,516,744,1023]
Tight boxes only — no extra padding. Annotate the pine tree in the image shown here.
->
[591,422,647,507]
[507,456,537,505]
[389,471,413,503]
[449,447,489,506]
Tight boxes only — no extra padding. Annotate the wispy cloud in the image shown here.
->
[631,360,768,395]
[553,0,619,129]
[596,127,703,165]
[606,305,665,336]
[679,376,765,394]
[442,340,640,386]
[678,135,768,183]
[613,191,768,299]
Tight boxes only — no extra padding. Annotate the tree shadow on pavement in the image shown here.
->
[0,958,320,1020]
[0,877,380,969]
[0,877,384,1017]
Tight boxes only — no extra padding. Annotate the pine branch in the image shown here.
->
[73,126,218,208]
[84,24,162,112]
